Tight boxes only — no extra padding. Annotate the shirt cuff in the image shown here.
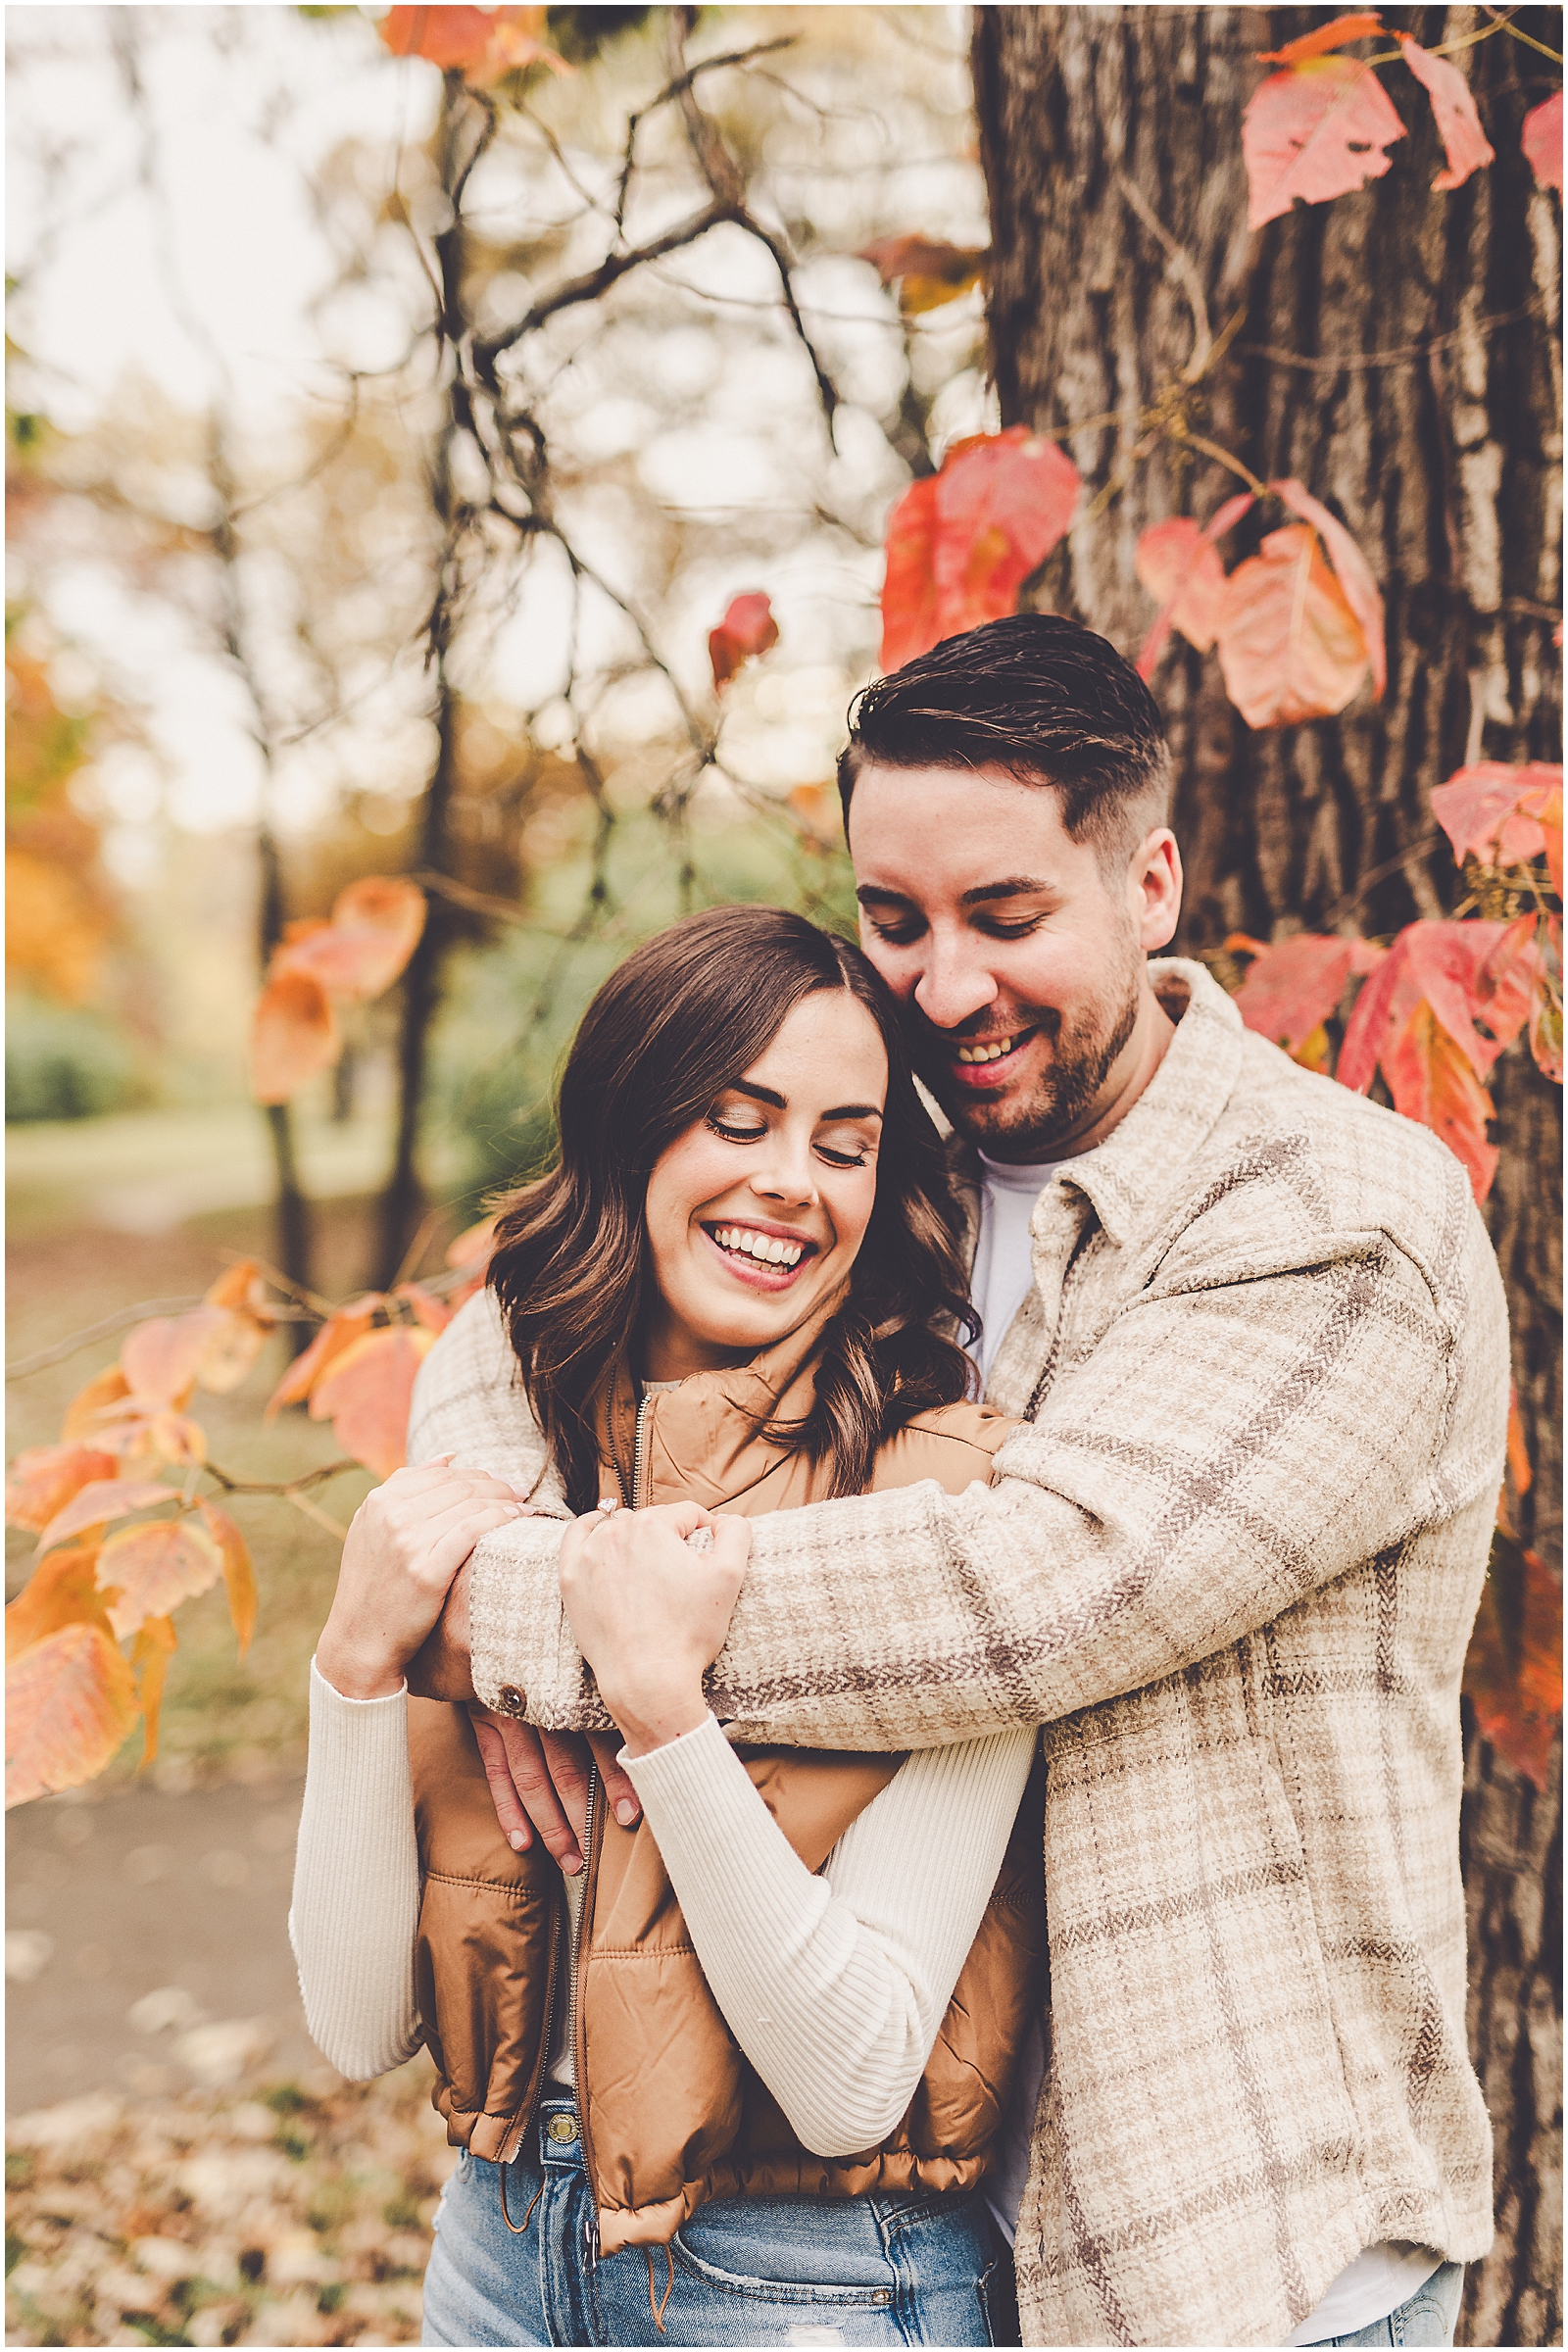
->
[310,1654,408,1707]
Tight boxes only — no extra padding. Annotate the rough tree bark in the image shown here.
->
[972,6,1561,2342]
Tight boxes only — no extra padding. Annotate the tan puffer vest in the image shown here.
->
[409,1315,1045,2255]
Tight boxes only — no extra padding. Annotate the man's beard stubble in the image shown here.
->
[911,955,1145,1161]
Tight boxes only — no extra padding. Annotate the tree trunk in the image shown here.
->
[973,7,1561,2340]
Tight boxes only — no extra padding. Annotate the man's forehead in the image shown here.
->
[846,760,1083,892]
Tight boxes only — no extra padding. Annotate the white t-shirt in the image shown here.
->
[968,1149,1067,1385]
[965,1148,1442,2342]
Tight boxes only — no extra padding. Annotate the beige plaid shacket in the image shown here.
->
[409,958,1506,2348]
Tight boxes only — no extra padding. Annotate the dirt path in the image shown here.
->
[7,1775,318,2118]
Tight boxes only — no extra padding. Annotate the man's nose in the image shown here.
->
[911,939,999,1033]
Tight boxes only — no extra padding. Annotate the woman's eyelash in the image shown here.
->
[707,1114,766,1144]
[817,1146,868,1168]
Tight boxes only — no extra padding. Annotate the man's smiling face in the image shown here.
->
[848,760,1182,1161]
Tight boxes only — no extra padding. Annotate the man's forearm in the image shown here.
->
[466,1514,610,1729]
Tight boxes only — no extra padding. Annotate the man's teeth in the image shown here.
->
[956,1036,1016,1065]
[714,1226,805,1267]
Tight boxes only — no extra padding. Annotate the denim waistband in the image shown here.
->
[535,2099,588,2175]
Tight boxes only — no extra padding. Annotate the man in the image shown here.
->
[409,614,1503,2347]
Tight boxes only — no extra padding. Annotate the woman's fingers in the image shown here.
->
[424,1500,531,1587]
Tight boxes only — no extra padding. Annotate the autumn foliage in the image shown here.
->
[4,1222,497,1806]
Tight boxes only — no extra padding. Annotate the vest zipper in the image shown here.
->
[571,1759,604,2266]
[630,1392,652,1509]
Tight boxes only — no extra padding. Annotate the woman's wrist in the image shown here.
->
[315,1629,407,1702]
[598,1675,711,1758]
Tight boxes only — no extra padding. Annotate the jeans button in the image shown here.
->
[547,2114,579,2143]
[872,2289,891,2305]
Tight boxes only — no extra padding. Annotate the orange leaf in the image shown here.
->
[1214,523,1368,727]
[201,1502,257,1658]
[1232,932,1386,1053]
[1339,917,1536,1098]
[6,1545,114,1662]
[131,1615,178,1771]
[880,428,1081,672]
[61,1364,132,1444]
[1396,34,1494,191]
[6,1622,141,1807]
[1243,54,1406,230]
[97,1516,224,1642]
[1430,760,1562,875]
[277,876,426,1004]
[1522,90,1563,193]
[859,234,987,316]
[1270,480,1386,700]
[122,1307,227,1406]
[394,1281,454,1336]
[377,3,565,82]
[1135,493,1255,676]
[1463,1533,1562,1788]
[1506,1389,1534,1500]
[1256,14,1383,66]
[309,1327,437,1480]
[266,1295,385,1419]
[5,1445,119,1534]
[206,1259,270,1314]
[1384,1000,1498,1200]
[34,1478,178,1558]
[709,593,779,692]
[251,964,338,1105]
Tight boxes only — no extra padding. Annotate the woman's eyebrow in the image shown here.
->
[727,1079,882,1121]
[820,1103,883,1121]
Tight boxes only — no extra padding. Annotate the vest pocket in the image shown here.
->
[415,1872,556,2124]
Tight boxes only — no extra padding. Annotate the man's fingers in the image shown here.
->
[499,1722,584,1873]
[587,1730,642,1830]
[467,1713,534,1851]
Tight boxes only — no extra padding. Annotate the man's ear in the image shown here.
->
[1132,828,1182,952]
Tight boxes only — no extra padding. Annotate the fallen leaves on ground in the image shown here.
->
[6,2055,454,2346]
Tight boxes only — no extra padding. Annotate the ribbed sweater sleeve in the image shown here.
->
[288,1659,422,2081]
[622,1714,1038,2158]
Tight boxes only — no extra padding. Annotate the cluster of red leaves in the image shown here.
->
[1135,480,1386,728]
[1241,13,1521,229]
[251,879,426,1106]
[5,1265,272,1807]
[1226,764,1560,1205]
[376,4,567,85]
[3,1223,499,1809]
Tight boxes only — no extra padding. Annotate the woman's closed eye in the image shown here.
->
[706,1112,769,1146]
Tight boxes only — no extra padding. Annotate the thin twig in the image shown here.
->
[202,1459,362,1498]
[284,1489,352,1541]
[1318,831,1445,928]
[1241,292,1548,375]
[1116,172,1211,378]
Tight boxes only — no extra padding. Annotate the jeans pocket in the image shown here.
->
[671,2234,897,2310]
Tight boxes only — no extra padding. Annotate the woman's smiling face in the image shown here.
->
[640,990,889,1381]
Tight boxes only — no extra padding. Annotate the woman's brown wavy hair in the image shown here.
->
[487,905,977,1513]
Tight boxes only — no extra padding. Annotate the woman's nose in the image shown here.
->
[752,1136,819,1205]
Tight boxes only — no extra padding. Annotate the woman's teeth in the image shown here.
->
[713,1225,806,1267]
[956,1036,1016,1065]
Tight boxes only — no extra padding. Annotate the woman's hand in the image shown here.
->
[316,1456,530,1701]
[558,1500,750,1757]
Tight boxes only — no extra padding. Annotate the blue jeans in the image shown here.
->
[1302,2262,1464,2347]
[422,2099,1002,2346]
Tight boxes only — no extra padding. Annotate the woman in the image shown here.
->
[292,906,1041,2348]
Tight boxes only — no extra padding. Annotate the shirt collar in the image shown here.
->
[948,958,1245,1252]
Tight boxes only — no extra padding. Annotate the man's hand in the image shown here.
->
[405,1559,478,1703]
[559,1500,752,1757]
[316,1459,529,1701]
[466,1715,642,1872]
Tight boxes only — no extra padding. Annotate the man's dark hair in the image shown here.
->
[837,612,1173,867]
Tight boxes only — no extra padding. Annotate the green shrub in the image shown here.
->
[5,994,142,1122]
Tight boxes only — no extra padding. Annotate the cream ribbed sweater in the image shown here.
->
[288,1661,1036,2157]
